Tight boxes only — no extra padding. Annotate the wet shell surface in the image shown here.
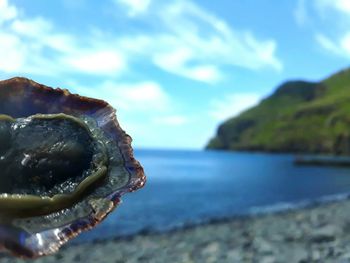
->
[0,77,146,258]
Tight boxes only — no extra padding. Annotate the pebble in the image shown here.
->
[310,225,339,243]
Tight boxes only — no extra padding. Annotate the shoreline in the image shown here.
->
[74,190,350,244]
[3,198,350,262]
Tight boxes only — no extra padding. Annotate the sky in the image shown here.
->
[0,0,349,149]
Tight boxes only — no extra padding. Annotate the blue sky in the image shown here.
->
[0,0,349,149]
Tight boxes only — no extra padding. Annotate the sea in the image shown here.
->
[76,149,350,242]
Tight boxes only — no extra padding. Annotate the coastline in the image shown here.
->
[3,198,350,262]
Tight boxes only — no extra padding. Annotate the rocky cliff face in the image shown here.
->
[207,68,350,155]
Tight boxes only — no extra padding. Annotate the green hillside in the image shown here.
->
[207,68,350,154]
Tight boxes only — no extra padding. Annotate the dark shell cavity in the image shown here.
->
[0,113,108,218]
[0,78,146,258]
[0,114,105,196]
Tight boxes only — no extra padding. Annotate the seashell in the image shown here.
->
[0,77,146,258]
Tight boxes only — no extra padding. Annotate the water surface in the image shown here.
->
[78,149,350,241]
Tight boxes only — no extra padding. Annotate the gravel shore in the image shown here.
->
[3,199,350,263]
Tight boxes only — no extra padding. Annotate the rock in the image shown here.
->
[202,242,220,255]
[261,244,273,255]
[254,238,273,255]
[278,245,309,263]
[260,255,275,263]
[340,251,350,260]
[242,240,253,249]
[226,250,243,262]
[284,229,304,242]
[310,225,339,243]
[73,254,81,262]
[311,250,321,261]
[291,247,308,263]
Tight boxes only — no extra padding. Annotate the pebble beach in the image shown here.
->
[2,199,350,263]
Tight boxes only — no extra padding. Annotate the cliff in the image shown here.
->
[207,68,350,154]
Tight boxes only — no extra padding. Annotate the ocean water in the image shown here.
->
[77,149,350,242]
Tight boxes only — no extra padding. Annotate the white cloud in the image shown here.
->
[315,34,345,55]
[10,17,52,37]
[113,0,282,84]
[310,0,350,58]
[42,34,76,53]
[294,0,308,26]
[0,32,25,73]
[112,81,169,111]
[0,0,17,24]
[336,0,350,13]
[63,50,126,76]
[153,48,223,83]
[210,93,261,121]
[116,0,151,16]
[340,33,350,53]
[315,0,350,14]
[72,80,170,112]
[149,1,282,83]
[0,2,128,77]
[153,115,188,126]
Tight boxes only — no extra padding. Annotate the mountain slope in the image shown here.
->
[207,68,350,154]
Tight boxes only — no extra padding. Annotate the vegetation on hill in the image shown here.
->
[207,68,350,154]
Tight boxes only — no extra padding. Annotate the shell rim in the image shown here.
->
[0,77,146,258]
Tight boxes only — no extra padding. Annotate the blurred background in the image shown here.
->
[1,0,350,262]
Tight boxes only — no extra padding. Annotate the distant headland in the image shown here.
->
[207,67,350,155]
